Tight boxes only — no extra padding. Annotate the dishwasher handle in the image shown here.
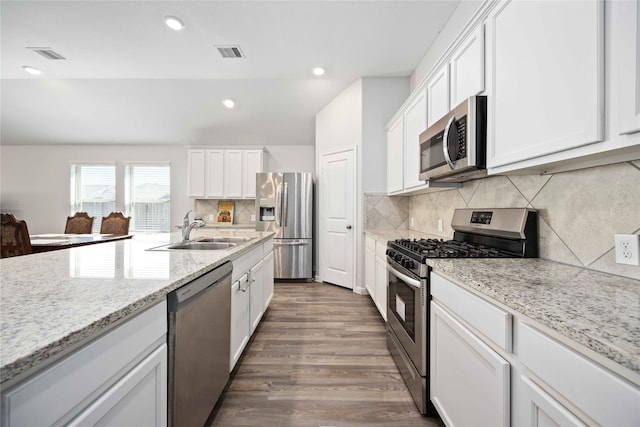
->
[168,261,233,312]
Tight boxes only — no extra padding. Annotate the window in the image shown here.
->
[70,164,116,233]
[124,163,171,232]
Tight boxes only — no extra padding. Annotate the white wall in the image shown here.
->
[0,143,314,234]
[315,79,363,160]
[361,77,409,193]
[264,145,315,175]
[410,0,484,91]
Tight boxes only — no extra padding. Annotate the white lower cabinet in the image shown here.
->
[519,375,586,427]
[263,250,274,310]
[517,323,640,427]
[374,244,387,321]
[1,302,167,427]
[364,236,388,320]
[430,300,510,427]
[230,273,251,370]
[430,271,640,427]
[249,259,265,333]
[229,239,275,372]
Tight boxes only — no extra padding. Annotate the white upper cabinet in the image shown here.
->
[242,150,264,198]
[224,150,244,198]
[205,149,224,198]
[188,148,264,199]
[386,115,404,194]
[188,150,206,198]
[449,26,485,108]
[403,89,428,190]
[485,0,605,171]
[426,64,450,128]
[617,0,640,135]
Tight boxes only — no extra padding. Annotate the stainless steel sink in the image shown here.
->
[168,241,236,250]
[194,236,256,243]
[146,236,256,251]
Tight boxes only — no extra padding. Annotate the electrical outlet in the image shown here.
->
[410,217,415,227]
[614,234,640,266]
[438,218,443,232]
[208,214,214,221]
[251,214,256,222]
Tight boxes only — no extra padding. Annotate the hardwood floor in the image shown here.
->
[208,281,444,427]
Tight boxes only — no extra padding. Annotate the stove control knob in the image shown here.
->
[405,260,415,269]
[386,249,395,258]
[394,254,403,262]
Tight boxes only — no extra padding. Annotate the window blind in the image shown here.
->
[124,164,171,232]
[70,164,116,233]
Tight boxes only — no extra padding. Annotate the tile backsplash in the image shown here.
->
[195,199,256,225]
[365,161,640,280]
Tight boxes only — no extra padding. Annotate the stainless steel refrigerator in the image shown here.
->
[255,172,313,279]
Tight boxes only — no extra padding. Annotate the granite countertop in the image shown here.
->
[364,229,640,380]
[0,229,274,386]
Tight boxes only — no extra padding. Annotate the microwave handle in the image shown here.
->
[443,115,457,169]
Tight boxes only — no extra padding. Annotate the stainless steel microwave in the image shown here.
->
[419,95,487,182]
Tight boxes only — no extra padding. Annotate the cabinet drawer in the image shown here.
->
[263,238,273,255]
[520,323,640,426]
[232,244,264,282]
[2,302,167,427]
[375,241,387,258]
[431,272,511,351]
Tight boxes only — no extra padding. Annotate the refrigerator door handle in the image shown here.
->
[274,240,309,246]
[282,182,289,227]
[275,184,282,226]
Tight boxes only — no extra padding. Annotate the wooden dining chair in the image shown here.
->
[65,212,94,234]
[100,212,131,235]
[1,213,33,258]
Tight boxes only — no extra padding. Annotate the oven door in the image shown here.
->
[386,258,427,376]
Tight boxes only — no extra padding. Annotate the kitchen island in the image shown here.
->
[0,229,274,387]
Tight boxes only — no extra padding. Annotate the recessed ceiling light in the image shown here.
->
[22,65,42,75]
[164,15,185,31]
[312,67,325,76]
[223,99,235,109]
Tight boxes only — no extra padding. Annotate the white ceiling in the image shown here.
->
[1,0,460,146]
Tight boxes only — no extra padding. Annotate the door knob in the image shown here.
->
[346,225,352,229]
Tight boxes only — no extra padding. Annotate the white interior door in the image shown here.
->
[320,148,355,289]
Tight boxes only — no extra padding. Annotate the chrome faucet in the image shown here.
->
[182,210,205,242]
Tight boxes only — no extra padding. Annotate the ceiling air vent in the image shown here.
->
[27,47,66,60]
[215,45,244,59]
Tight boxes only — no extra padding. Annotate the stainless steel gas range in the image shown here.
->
[385,208,538,415]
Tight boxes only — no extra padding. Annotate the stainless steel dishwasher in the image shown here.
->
[167,261,232,427]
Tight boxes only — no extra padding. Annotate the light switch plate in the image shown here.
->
[614,234,640,266]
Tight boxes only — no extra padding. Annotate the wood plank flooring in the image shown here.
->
[208,281,444,427]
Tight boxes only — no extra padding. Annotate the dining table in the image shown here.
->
[29,234,133,253]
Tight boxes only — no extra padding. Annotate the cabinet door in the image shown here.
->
[450,25,485,107]
[230,274,250,371]
[387,115,404,193]
[404,89,428,190]
[617,0,640,135]
[486,0,604,169]
[263,251,274,310]
[205,150,224,198]
[188,150,205,198]
[249,260,264,333]
[364,238,376,299]
[224,150,243,198]
[374,255,387,321]
[431,301,510,427]
[68,344,167,427]
[427,64,450,127]
[519,375,586,427]
[242,150,263,198]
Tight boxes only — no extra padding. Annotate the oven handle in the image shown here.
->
[387,263,422,289]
